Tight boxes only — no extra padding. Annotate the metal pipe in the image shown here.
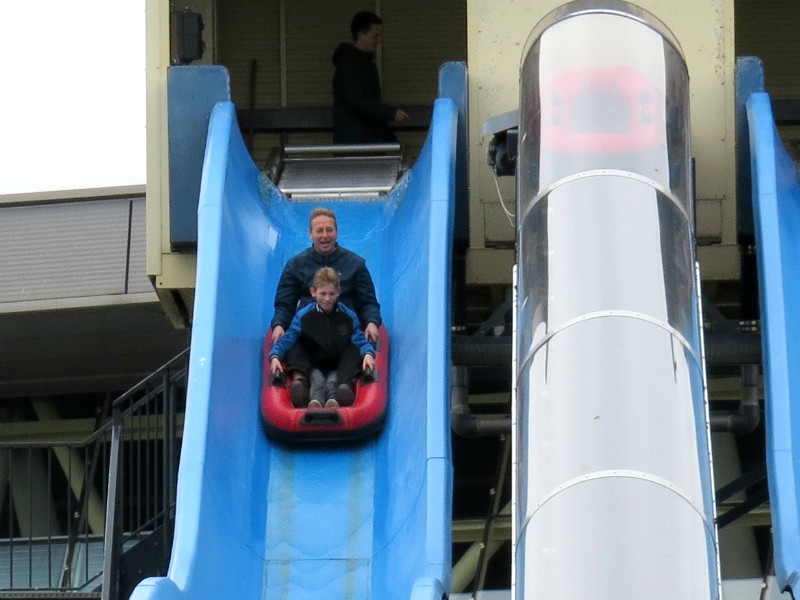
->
[284,143,401,155]
[710,364,761,434]
[450,366,511,437]
[453,363,759,437]
[704,331,762,365]
[452,331,761,367]
[282,185,393,195]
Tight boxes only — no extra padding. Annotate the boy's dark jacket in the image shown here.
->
[270,302,375,369]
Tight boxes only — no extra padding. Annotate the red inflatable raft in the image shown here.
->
[260,325,389,442]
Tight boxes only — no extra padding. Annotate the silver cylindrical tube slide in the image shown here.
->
[513,1,719,598]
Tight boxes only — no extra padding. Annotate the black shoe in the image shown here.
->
[335,383,355,406]
[290,379,309,407]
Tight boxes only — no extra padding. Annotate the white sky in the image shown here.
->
[0,1,146,195]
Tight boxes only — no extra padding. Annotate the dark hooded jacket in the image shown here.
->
[331,42,397,144]
[270,244,382,332]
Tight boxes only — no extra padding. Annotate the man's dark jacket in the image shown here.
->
[271,245,382,331]
[332,42,397,144]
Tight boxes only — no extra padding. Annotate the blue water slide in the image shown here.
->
[130,97,456,599]
[748,91,800,594]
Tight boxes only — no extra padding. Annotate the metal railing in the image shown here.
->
[0,349,188,598]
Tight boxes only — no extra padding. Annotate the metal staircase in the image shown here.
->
[0,350,188,600]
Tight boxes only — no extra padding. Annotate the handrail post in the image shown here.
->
[163,361,178,558]
[101,404,123,600]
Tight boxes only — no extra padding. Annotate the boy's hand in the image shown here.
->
[362,354,375,372]
[270,357,284,375]
[365,322,379,344]
[272,325,285,342]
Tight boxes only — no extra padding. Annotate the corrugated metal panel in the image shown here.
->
[217,0,282,108]
[278,155,401,197]
[284,0,367,106]
[0,198,145,303]
[218,0,467,110]
[129,199,153,294]
[382,1,468,104]
[735,0,800,99]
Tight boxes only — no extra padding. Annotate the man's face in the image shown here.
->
[310,215,337,254]
[311,283,340,313]
[357,23,382,53]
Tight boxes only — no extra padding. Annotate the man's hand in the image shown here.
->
[270,357,284,376]
[393,108,409,122]
[362,353,376,372]
[272,325,285,342]
[365,322,379,344]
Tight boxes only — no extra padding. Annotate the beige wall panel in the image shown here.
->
[467,0,738,281]
[483,200,516,246]
[147,0,171,282]
[466,2,541,253]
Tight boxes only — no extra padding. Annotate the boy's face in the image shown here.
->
[311,283,340,313]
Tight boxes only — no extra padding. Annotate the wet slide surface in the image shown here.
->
[263,445,376,597]
[748,92,800,594]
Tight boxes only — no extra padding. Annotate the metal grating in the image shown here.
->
[0,538,105,591]
[278,156,401,199]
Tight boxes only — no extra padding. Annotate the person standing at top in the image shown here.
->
[271,207,382,344]
[332,10,409,144]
